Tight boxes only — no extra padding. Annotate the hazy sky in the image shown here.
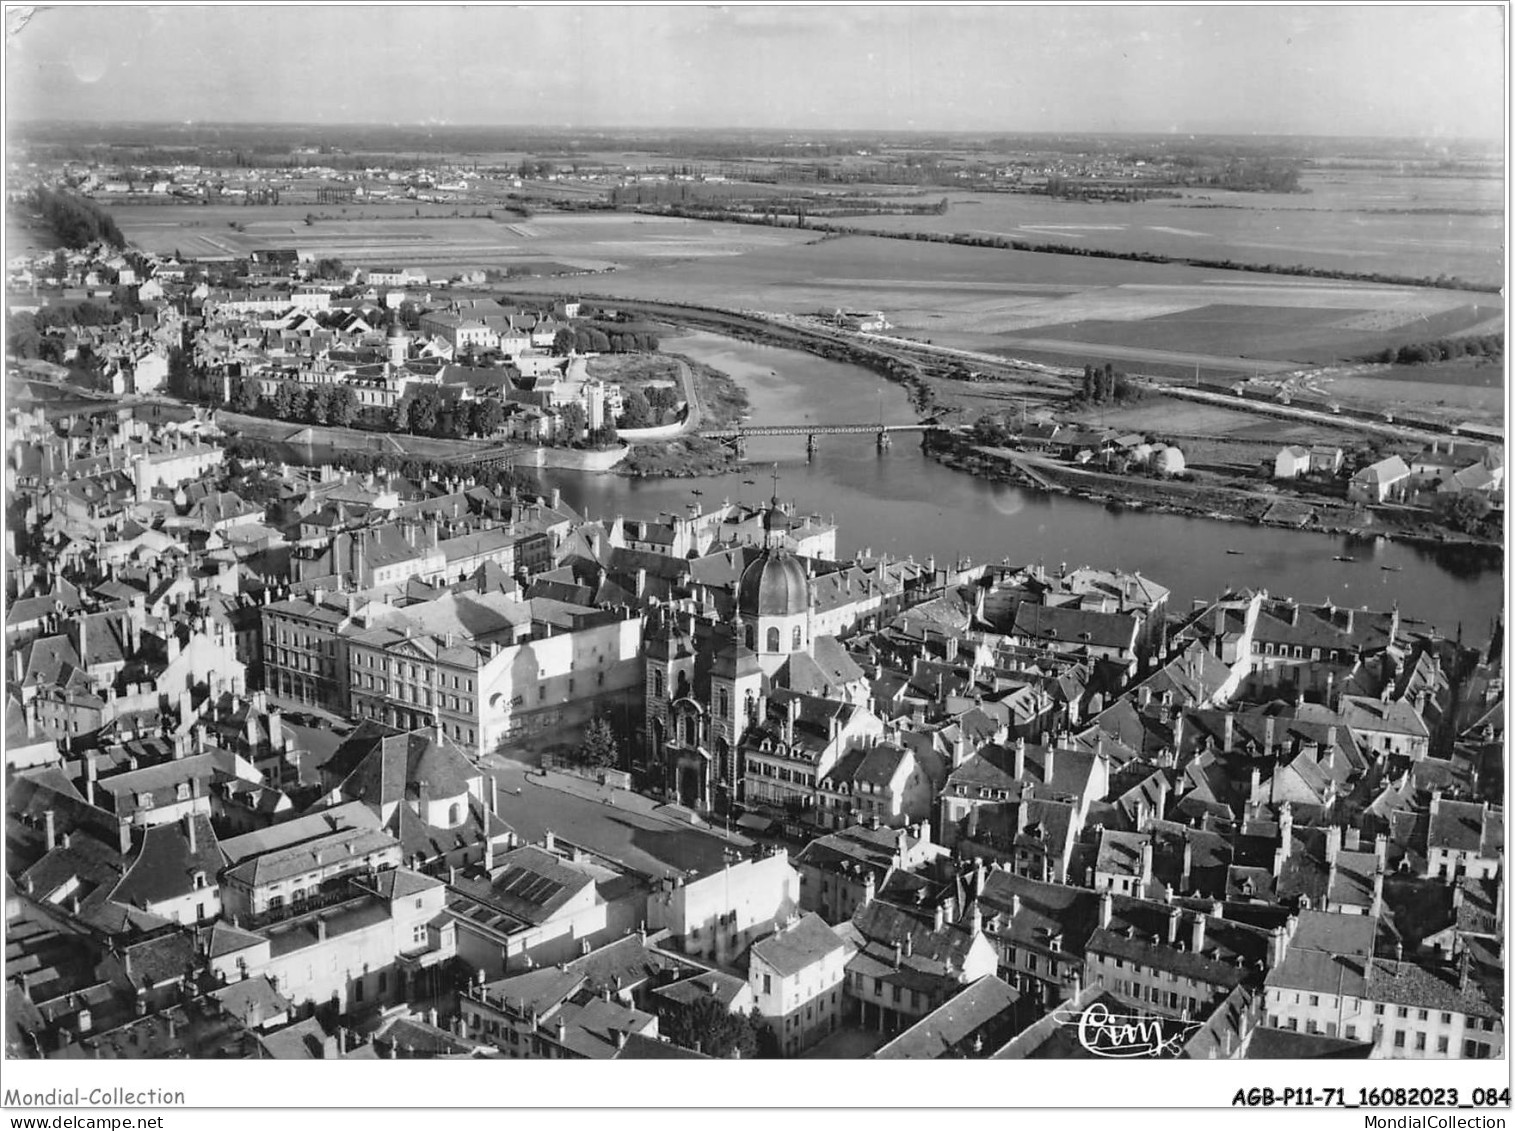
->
[4,5,1505,137]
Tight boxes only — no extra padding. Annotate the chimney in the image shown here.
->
[1138,838,1153,888]
[1044,745,1055,785]
[44,809,57,852]
[184,815,197,855]
[1167,905,1181,945]
[316,919,328,941]
[1325,826,1341,866]
[1013,738,1026,780]
[118,819,132,856]
[1268,925,1287,968]
[1372,866,1384,918]
[1278,802,1293,858]
[1222,714,1235,750]
[1180,835,1193,891]
[1097,890,1114,928]
[1189,911,1206,953]
[933,904,945,931]
[544,829,556,854]
[1263,716,1275,756]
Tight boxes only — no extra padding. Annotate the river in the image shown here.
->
[545,330,1504,637]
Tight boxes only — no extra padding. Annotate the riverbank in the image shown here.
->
[924,431,1501,554]
[614,348,750,478]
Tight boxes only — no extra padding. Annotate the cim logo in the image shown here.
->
[1055,1001,1202,1058]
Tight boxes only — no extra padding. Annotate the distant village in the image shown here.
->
[4,355,1505,1057]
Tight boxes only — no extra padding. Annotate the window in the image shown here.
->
[1415,1033,1426,1051]
[1345,1025,1357,1041]
[1437,1036,1449,1054]
[792,626,802,650]
[763,974,771,994]
[1393,1032,1405,1048]
[766,627,780,652]
[1396,1007,1408,1019]
[1417,1009,1428,1021]
[1309,995,1319,1007]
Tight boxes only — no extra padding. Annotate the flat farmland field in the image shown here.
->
[995,293,1501,366]
[1304,359,1505,425]
[832,169,1503,287]
[513,234,1498,375]
[105,203,814,269]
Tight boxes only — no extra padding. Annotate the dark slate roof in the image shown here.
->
[109,815,222,907]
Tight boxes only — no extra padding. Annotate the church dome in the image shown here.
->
[738,550,810,618]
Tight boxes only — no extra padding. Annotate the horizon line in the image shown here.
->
[7,119,1505,146]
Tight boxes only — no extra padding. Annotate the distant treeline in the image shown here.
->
[29,187,125,249]
[640,205,1501,294]
[1038,180,1182,202]
[1364,334,1503,366]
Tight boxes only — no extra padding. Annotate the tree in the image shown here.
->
[618,387,653,429]
[6,314,41,359]
[231,376,262,413]
[1439,492,1492,534]
[645,385,680,423]
[167,347,194,398]
[389,397,413,433]
[662,998,761,1059]
[303,384,333,425]
[327,384,360,427]
[551,327,576,357]
[471,398,505,437]
[409,385,441,435]
[575,716,620,770]
[558,402,587,446]
[271,381,297,420]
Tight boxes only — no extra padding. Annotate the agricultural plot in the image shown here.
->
[831,169,1503,287]
[518,233,1499,377]
[995,294,1500,366]
[1308,362,1504,425]
[106,203,813,270]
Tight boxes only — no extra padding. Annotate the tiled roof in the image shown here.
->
[751,913,848,978]
[872,974,1022,1059]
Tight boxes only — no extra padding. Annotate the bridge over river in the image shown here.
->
[698,420,952,455]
